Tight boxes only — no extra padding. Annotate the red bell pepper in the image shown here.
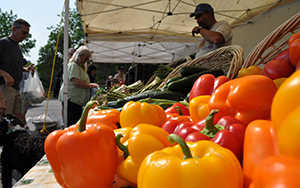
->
[175,110,246,163]
[189,74,229,102]
[162,114,192,134]
[164,102,190,116]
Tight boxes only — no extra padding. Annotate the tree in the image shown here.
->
[0,9,36,56]
[35,7,85,95]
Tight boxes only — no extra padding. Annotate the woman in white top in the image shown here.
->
[58,46,99,126]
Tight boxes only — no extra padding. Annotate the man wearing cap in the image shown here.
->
[190,3,232,58]
[114,66,126,84]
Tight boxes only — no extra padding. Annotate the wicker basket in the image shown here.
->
[144,56,191,86]
[242,11,300,68]
[157,44,244,89]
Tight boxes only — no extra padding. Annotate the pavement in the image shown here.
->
[25,98,64,135]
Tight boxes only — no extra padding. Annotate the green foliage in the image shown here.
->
[36,7,85,93]
[0,8,36,56]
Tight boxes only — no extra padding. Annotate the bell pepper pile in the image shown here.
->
[43,32,300,188]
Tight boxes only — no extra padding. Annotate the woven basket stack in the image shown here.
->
[157,44,244,89]
[242,11,300,68]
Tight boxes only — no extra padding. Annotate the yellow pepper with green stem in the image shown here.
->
[137,134,243,188]
[116,123,175,185]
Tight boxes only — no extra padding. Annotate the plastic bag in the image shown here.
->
[22,71,46,104]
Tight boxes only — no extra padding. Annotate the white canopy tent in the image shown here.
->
[75,0,294,64]
[62,0,295,125]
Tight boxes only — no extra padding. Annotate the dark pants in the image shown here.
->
[63,100,83,127]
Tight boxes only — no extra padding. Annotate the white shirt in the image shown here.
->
[195,20,233,58]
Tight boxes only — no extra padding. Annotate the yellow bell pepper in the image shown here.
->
[238,66,262,78]
[189,95,211,123]
[116,123,175,185]
[272,77,287,88]
[138,134,243,188]
[114,127,133,163]
[120,101,167,128]
[271,70,300,158]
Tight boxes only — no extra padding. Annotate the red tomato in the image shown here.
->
[289,32,300,67]
[296,59,300,71]
[263,59,295,79]
[273,48,290,62]
[260,69,268,76]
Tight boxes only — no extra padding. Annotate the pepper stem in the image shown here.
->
[116,134,129,159]
[168,133,192,159]
[175,106,184,116]
[77,100,98,132]
[200,109,224,138]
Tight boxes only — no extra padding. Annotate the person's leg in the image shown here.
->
[12,91,23,121]
[21,93,31,125]
[0,85,22,120]
[67,100,83,127]
[61,102,64,123]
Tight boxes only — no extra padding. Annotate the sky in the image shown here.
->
[0,0,76,64]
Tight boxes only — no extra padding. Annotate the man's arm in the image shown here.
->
[192,26,224,44]
[0,69,14,86]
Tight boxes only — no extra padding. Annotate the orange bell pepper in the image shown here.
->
[116,123,174,185]
[138,134,243,188]
[87,108,120,129]
[271,69,300,158]
[249,155,300,188]
[243,120,279,188]
[189,95,211,123]
[120,101,167,128]
[44,101,118,188]
[208,75,277,125]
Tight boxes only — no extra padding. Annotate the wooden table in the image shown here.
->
[13,155,61,188]
[13,155,136,188]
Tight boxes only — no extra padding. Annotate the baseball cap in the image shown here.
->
[118,66,125,70]
[190,3,214,18]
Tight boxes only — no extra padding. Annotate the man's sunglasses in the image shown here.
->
[19,29,29,35]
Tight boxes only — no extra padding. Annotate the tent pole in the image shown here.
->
[63,0,69,128]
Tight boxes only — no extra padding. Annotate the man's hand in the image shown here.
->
[192,26,201,37]
[24,64,35,72]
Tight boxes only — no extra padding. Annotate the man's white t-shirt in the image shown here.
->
[195,20,233,58]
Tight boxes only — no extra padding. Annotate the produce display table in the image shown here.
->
[13,155,135,188]
[13,155,61,188]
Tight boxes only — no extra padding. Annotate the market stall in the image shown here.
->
[10,7,300,188]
